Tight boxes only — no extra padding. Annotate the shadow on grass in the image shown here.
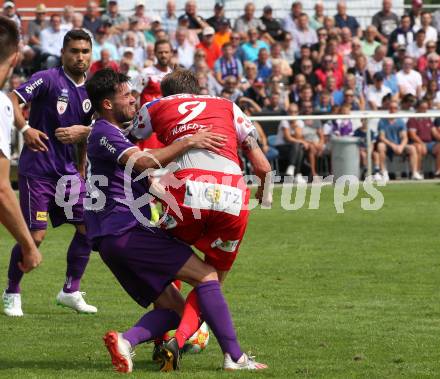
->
[0,359,160,372]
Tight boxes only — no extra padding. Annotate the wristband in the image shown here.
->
[20,124,31,134]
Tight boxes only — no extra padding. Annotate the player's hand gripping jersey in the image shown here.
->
[133,94,257,271]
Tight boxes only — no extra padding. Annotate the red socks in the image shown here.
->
[174,289,201,348]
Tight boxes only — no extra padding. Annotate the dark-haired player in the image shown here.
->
[3,30,97,316]
[85,68,266,373]
[0,17,42,281]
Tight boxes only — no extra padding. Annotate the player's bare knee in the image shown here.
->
[200,268,218,283]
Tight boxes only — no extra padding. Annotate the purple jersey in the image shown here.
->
[85,118,152,241]
[14,67,94,179]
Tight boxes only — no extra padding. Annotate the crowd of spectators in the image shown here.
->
[4,0,440,182]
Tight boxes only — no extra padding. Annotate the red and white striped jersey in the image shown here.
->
[132,94,256,167]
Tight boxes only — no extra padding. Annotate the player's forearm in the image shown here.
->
[245,147,272,183]
[134,139,193,171]
[8,92,27,130]
[0,183,35,252]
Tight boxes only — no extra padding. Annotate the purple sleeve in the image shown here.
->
[94,126,137,163]
[13,71,50,104]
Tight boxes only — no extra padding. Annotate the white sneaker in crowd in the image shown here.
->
[56,290,97,314]
[294,174,307,184]
[412,171,424,180]
[2,291,23,317]
[285,165,295,176]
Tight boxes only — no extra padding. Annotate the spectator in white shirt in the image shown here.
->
[407,29,426,59]
[367,72,392,110]
[413,11,438,44]
[40,14,68,68]
[174,27,195,69]
[283,1,303,36]
[292,13,318,55]
[367,44,387,76]
[396,56,422,98]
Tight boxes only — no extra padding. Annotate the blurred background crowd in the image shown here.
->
[4,0,440,182]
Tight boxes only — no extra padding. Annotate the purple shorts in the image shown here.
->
[19,175,86,230]
[97,225,193,308]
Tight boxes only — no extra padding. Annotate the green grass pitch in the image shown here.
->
[0,183,439,378]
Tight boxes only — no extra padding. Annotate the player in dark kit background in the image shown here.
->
[3,30,97,317]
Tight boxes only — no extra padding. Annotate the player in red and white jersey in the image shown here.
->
[133,39,172,150]
[132,69,272,365]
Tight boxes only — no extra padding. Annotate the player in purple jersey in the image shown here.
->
[3,30,97,317]
[84,68,267,373]
[0,17,42,289]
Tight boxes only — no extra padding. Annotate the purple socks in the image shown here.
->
[196,280,243,362]
[6,231,91,294]
[6,244,23,294]
[123,309,180,347]
[63,231,92,293]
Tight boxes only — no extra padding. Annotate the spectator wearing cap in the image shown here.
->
[179,0,206,33]
[132,0,151,31]
[282,2,303,36]
[397,56,422,98]
[3,1,21,34]
[83,1,102,36]
[89,48,119,76]
[28,4,48,50]
[40,14,68,68]
[417,41,438,72]
[207,2,226,32]
[213,17,231,48]
[407,99,440,176]
[126,16,147,48]
[367,72,392,110]
[334,2,361,38]
[310,2,325,31]
[144,16,164,45]
[254,48,272,81]
[162,0,178,38]
[393,44,408,70]
[361,25,381,57]
[372,0,399,44]
[196,26,221,69]
[407,29,426,60]
[367,45,387,77]
[388,15,414,56]
[381,57,399,96]
[214,42,243,85]
[291,13,317,55]
[92,26,119,61]
[406,0,423,29]
[174,27,195,69]
[234,2,265,37]
[244,77,268,108]
[237,28,270,63]
[260,5,284,42]
[413,11,438,45]
[422,52,440,89]
[101,0,128,32]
